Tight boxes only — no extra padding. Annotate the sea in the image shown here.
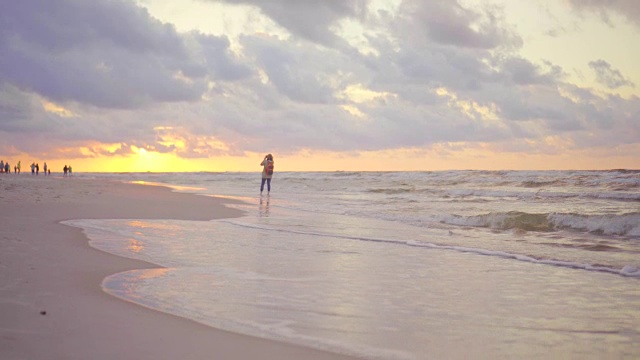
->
[63,170,640,359]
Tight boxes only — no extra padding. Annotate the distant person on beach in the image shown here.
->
[4,162,9,174]
[31,163,35,174]
[63,165,68,176]
[17,161,20,174]
[44,162,48,175]
[260,154,274,194]
[0,160,4,173]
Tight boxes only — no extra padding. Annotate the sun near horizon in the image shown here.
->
[4,145,638,173]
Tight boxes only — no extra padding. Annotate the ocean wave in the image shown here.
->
[442,212,554,232]
[328,171,364,178]
[441,188,640,202]
[440,212,640,237]
[588,191,640,201]
[606,169,640,174]
[520,180,563,188]
[368,187,416,194]
[550,212,640,237]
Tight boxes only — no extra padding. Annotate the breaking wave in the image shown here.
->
[368,187,417,194]
[520,180,564,188]
[550,212,640,237]
[441,211,640,237]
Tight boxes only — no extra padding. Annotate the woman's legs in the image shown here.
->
[266,178,271,192]
[260,178,267,192]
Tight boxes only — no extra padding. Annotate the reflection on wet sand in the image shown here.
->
[259,195,270,217]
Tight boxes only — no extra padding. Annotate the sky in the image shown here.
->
[1,0,639,172]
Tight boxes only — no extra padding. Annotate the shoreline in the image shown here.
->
[0,175,358,360]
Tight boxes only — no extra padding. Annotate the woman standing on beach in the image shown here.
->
[260,154,274,194]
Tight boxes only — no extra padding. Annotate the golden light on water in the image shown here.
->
[131,268,169,281]
[127,238,145,253]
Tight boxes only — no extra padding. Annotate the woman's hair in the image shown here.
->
[267,154,273,160]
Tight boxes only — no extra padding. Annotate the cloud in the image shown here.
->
[0,0,249,109]
[395,0,523,50]
[567,0,640,27]
[0,0,638,164]
[204,0,368,46]
[588,59,636,89]
[192,33,252,81]
[240,35,338,104]
[0,84,49,133]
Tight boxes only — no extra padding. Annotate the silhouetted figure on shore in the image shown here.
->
[260,154,274,194]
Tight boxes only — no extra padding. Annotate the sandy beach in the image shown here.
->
[0,175,358,360]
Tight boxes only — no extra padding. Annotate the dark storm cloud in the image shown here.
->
[589,59,635,89]
[0,0,249,108]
